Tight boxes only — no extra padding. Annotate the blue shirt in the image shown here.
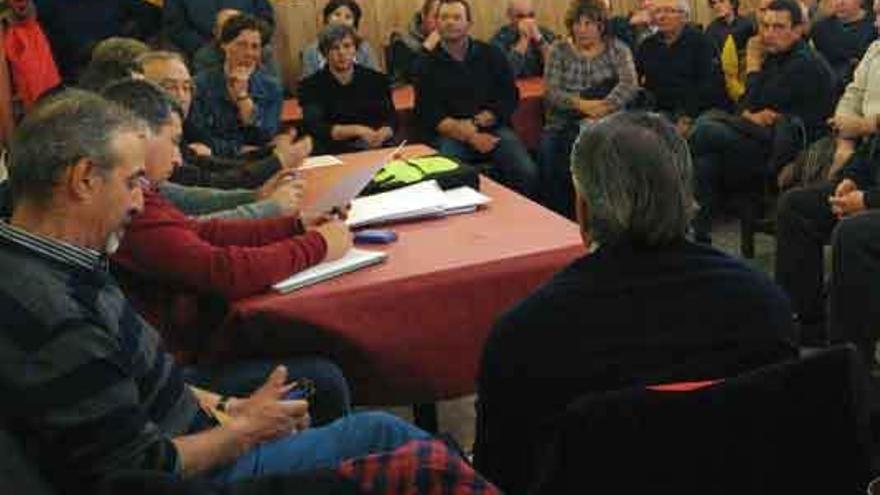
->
[187,66,283,158]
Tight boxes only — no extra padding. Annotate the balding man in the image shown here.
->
[490,0,556,77]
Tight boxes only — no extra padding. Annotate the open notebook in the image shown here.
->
[272,248,388,294]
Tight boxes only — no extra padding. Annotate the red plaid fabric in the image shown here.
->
[336,439,502,495]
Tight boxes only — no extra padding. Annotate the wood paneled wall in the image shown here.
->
[271,0,765,91]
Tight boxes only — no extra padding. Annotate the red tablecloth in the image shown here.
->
[282,78,546,150]
[211,146,582,405]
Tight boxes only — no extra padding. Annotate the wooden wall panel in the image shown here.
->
[271,0,742,91]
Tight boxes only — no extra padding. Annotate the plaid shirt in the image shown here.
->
[544,38,638,131]
[337,439,501,495]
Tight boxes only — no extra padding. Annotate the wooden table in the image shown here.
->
[283,77,546,149]
[211,145,583,426]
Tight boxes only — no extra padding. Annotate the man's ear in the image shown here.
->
[65,158,103,202]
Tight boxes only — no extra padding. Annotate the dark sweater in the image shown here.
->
[636,25,730,117]
[0,222,200,493]
[299,65,397,155]
[414,38,518,137]
[810,13,877,89]
[741,40,835,142]
[474,240,798,494]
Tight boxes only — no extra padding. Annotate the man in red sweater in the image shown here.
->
[106,79,352,358]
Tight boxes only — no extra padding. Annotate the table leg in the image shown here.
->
[412,403,439,433]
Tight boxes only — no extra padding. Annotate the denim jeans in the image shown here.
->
[210,411,430,484]
[538,125,581,218]
[184,356,351,427]
[435,126,538,199]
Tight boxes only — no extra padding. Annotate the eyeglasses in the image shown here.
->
[514,12,536,19]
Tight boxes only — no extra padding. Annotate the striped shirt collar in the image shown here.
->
[0,220,108,272]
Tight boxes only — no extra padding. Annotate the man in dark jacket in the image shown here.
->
[689,0,835,242]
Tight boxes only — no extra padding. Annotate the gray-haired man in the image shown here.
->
[474,111,797,494]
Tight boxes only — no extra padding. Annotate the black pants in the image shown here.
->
[690,114,771,240]
[829,210,880,371]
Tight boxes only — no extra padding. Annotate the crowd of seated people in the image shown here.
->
[6,0,880,492]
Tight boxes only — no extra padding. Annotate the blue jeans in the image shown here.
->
[184,356,351,427]
[210,411,430,483]
[435,126,538,198]
[538,125,581,218]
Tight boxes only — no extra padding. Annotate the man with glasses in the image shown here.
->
[490,0,556,78]
[635,0,729,135]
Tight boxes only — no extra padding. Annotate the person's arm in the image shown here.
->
[185,152,283,190]
[158,182,283,220]
[688,36,727,117]
[242,73,283,146]
[413,54,448,136]
[4,315,184,482]
[299,74,336,144]
[117,215,327,300]
[162,0,204,55]
[482,44,519,125]
[603,42,640,111]
[835,41,879,118]
[543,41,579,112]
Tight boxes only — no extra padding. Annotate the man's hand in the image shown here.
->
[188,142,213,157]
[267,176,305,216]
[274,134,313,169]
[225,366,311,448]
[829,190,866,218]
[473,110,497,129]
[312,219,352,262]
[742,108,780,127]
[828,114,876,139]
[830,178,865,218]
[423,30,441,51]
[225,64,254,102]
[468,132,500,154]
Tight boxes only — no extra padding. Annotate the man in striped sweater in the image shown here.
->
[0,89,428,493]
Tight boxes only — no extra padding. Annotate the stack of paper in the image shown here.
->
[346,180,492,228]
[346,180,449,227]
[301,155,343,169]
[443,186,491,215]
[272,248,388,293]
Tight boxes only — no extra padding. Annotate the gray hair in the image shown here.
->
[8,89,145,205]
[317,23,361,56]
[570,112,696,246]
[137,50,187,70]
[91,37,150,65]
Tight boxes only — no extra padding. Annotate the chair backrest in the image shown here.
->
[530,344,873,495]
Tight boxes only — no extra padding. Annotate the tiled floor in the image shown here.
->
[366,217,780,452]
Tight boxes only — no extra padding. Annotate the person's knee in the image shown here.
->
[689,117,726,154]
